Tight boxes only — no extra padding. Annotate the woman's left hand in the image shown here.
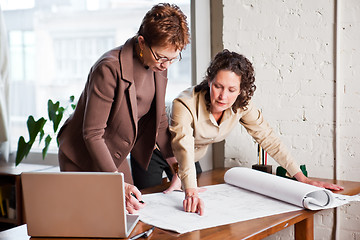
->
[303,178,344,191]
[294,172,344,191]
[163,174,182,194]
[183,188,204,216]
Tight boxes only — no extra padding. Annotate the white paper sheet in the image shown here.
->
[139,184,302,234]
[139,167,359,234]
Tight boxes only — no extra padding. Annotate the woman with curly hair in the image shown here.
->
[169,49,343,215]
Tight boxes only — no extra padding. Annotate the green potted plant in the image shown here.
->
[15,96,76,166]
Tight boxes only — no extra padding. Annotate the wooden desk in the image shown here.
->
[1,168,359,240]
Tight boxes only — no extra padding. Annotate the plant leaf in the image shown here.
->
[48,100,59,122]
[27,116,46,145]
[15,137,30,166]
[39,129,45,143]
[48,100,64,132]
[42,135,52,159]
[53,107,64,132]
[16,116,46,166]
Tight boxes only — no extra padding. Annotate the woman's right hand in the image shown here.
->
[183,188,204,216]
[124,182,145,214]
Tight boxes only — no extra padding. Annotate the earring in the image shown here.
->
[140,49,143,58]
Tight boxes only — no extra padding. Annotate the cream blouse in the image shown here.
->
[169,87,300,189]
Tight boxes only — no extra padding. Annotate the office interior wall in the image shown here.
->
[210,0,225,169]
[191,0,213,171]
[220,0,360,239]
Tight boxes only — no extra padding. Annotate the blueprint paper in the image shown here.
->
[139,167,359,234]
[139,184,302,234]
[224,167,357,210]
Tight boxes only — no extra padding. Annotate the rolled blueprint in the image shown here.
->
[224,167,334,210]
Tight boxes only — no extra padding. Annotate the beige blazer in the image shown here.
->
[58,38,174,181]
[170,87,300,189]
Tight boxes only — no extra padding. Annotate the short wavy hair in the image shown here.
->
[195,49,256,112]
[137,3,190,51]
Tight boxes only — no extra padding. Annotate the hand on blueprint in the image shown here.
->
[294,172,344,191]
[124,183,146,214]
[306,179,344,191]
[163,174,182,194]
[183,188,206,216]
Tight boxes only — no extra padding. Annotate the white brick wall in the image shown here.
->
[221,0,360,239]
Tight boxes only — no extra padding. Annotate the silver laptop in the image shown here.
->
[21,172,139,238]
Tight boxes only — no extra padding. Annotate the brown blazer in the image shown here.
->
[57,38,174,182]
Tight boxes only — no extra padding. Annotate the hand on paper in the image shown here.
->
[183,188,205,216]
[305,179,343,191]
[124,183,146,214]
[294,172,344,191]
[163,174,182,194]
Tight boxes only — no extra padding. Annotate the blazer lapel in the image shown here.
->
[119,38,168,146]
[154,70,168,127]
[119,38,138,136]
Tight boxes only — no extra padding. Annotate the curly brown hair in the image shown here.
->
[137,3,190,51]
[195,49,256,112]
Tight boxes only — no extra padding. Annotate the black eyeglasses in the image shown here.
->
[148,44,182,64]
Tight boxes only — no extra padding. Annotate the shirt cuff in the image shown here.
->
[181,172,197,189]
[286,162,301,177]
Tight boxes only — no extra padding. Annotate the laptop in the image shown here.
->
[21,172,139,238]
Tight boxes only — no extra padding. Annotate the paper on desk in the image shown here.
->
[139,183,303,234]
[139,167,359,234]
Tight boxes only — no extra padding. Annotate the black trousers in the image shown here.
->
[131,149,202,190]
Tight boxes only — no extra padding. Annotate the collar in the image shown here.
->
[119,37,136,84]
[119,37,168,84]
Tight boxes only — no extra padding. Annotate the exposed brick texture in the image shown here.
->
[221,0,360,239]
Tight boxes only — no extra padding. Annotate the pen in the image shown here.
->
[129,226,155,240]
[131,192,145,204]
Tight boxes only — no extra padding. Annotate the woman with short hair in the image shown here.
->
[57,3,189,214]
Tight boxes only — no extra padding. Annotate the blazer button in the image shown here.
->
[114,152,121,159]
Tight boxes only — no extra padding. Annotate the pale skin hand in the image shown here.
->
[114,171,145,213]
[294,172,344,191]
[183,188,206,216]
[159,158,206,214]
[163,157,182,193]
[124,182,146,214]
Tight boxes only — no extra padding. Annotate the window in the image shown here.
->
[1,0,191,153]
